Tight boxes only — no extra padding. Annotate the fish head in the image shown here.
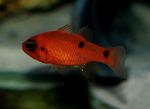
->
[22,34,48,63]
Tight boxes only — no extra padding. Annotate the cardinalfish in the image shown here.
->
[22,25,126,78]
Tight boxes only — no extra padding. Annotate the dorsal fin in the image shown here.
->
[58,25,93,41]
[77,26,93,41]
[58,24,72,33]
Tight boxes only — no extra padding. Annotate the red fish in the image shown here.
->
[22,25,126,77]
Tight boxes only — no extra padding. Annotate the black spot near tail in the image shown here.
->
[104,50,109,58]
[78,41,84,48]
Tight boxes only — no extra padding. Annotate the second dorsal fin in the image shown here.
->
[58,25,93,41]
[77,26,93,41]
[58,24,72,33]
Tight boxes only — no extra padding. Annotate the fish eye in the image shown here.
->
[78,41,84,48]
[40,47,45,51]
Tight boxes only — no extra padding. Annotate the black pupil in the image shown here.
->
[25,39,36,51]
[78,41,84,48]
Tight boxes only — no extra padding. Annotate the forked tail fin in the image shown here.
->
[105,46,127,78]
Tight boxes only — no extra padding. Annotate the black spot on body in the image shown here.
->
[104,50,109,58]
[78,41,84,48]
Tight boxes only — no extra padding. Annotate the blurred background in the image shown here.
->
[0,0,150,109]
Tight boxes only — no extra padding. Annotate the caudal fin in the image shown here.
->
[106,46,127,78]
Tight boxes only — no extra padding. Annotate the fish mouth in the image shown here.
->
[22,41,39,61]
[24,39,36,52]
[22,38,37,53]
[22,39,48,64]
[22,41,27,53]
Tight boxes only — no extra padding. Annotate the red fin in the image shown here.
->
[106,46,127,78]
[53,65,67,71]
[53,65,79,73]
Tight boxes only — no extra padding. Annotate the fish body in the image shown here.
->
[22,25,126,77]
